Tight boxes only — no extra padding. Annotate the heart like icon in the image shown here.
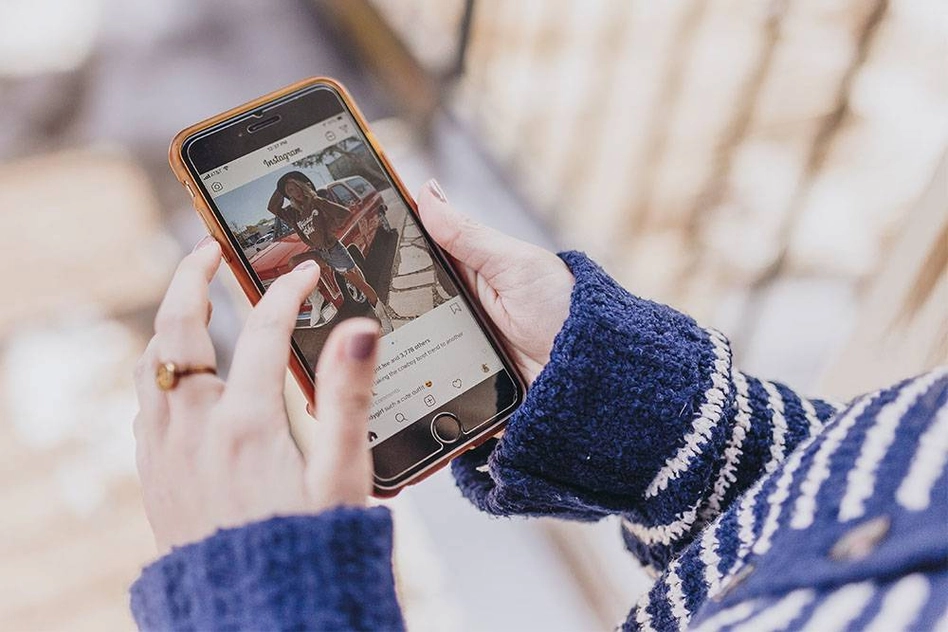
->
[452,379,462,388]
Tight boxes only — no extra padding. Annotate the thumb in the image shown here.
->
[417,179,531,282]
[309,317,379,503]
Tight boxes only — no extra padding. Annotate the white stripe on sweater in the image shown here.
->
[714,477,767,592]
[734,477,766,561]
[644,329,730,499]
[896,401,948,511]
[689,602,755,632]
[800,581,875,632]
[699,518,723,595]
[840,369,948,521]
[790,393,879,530]
[702,371,752,519]
[864,573,930,632]
[666,560,690,627]
[800,396,823,437]
[714,379,793,583]
[761,380,788,474]
[621,503,699,547]
[634,589,657,632]
[731,589,814,632]
[753,431,819,555]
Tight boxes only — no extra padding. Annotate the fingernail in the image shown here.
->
[193,235,216,251]
[426,179,448,204]
[348,332,377,360]
[293,259,319,272]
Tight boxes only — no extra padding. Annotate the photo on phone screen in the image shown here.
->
[192,99,513,468]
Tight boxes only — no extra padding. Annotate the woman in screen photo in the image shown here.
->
[267,171,394,334]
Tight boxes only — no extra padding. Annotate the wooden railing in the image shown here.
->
[343,0,947,367]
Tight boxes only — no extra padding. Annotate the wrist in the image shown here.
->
[453,252,732,519]
[131,506,402,631]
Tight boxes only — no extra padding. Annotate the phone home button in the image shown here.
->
[431,413,462,444]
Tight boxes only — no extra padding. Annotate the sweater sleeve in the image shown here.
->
[451,252,841,571]
[130,506,404,632]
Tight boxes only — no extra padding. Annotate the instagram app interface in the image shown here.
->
[201,112,503,446]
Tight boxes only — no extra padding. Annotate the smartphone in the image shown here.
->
[170,77,525,496]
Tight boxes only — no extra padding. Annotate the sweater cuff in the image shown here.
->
[130,506,404,631]
[452,251,732,520]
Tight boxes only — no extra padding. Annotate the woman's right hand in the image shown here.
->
[418,180,574,386]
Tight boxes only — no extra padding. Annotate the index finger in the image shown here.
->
[224,260,321,405]
[154,239,221,359]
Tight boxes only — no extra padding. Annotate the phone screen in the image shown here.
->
[186,90,517,479]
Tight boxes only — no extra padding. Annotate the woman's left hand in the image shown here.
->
[133,237,379,554]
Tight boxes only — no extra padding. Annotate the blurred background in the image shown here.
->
[1,0,945,630]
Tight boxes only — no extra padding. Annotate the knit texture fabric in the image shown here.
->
[130,507,404,631]
[452,252,948,631]
[452,252,839,569]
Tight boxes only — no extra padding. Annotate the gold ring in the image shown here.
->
[155,362,217,391]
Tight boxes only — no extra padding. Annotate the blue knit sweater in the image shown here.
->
[131,252,948,631]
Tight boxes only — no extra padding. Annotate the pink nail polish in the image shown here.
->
[427,179,448,204]
[193,235,216,251]
[293,259,319,272]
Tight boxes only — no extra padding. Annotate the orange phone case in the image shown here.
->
[169,77,522,496]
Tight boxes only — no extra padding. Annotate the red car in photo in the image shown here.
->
[249,176,393,327]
